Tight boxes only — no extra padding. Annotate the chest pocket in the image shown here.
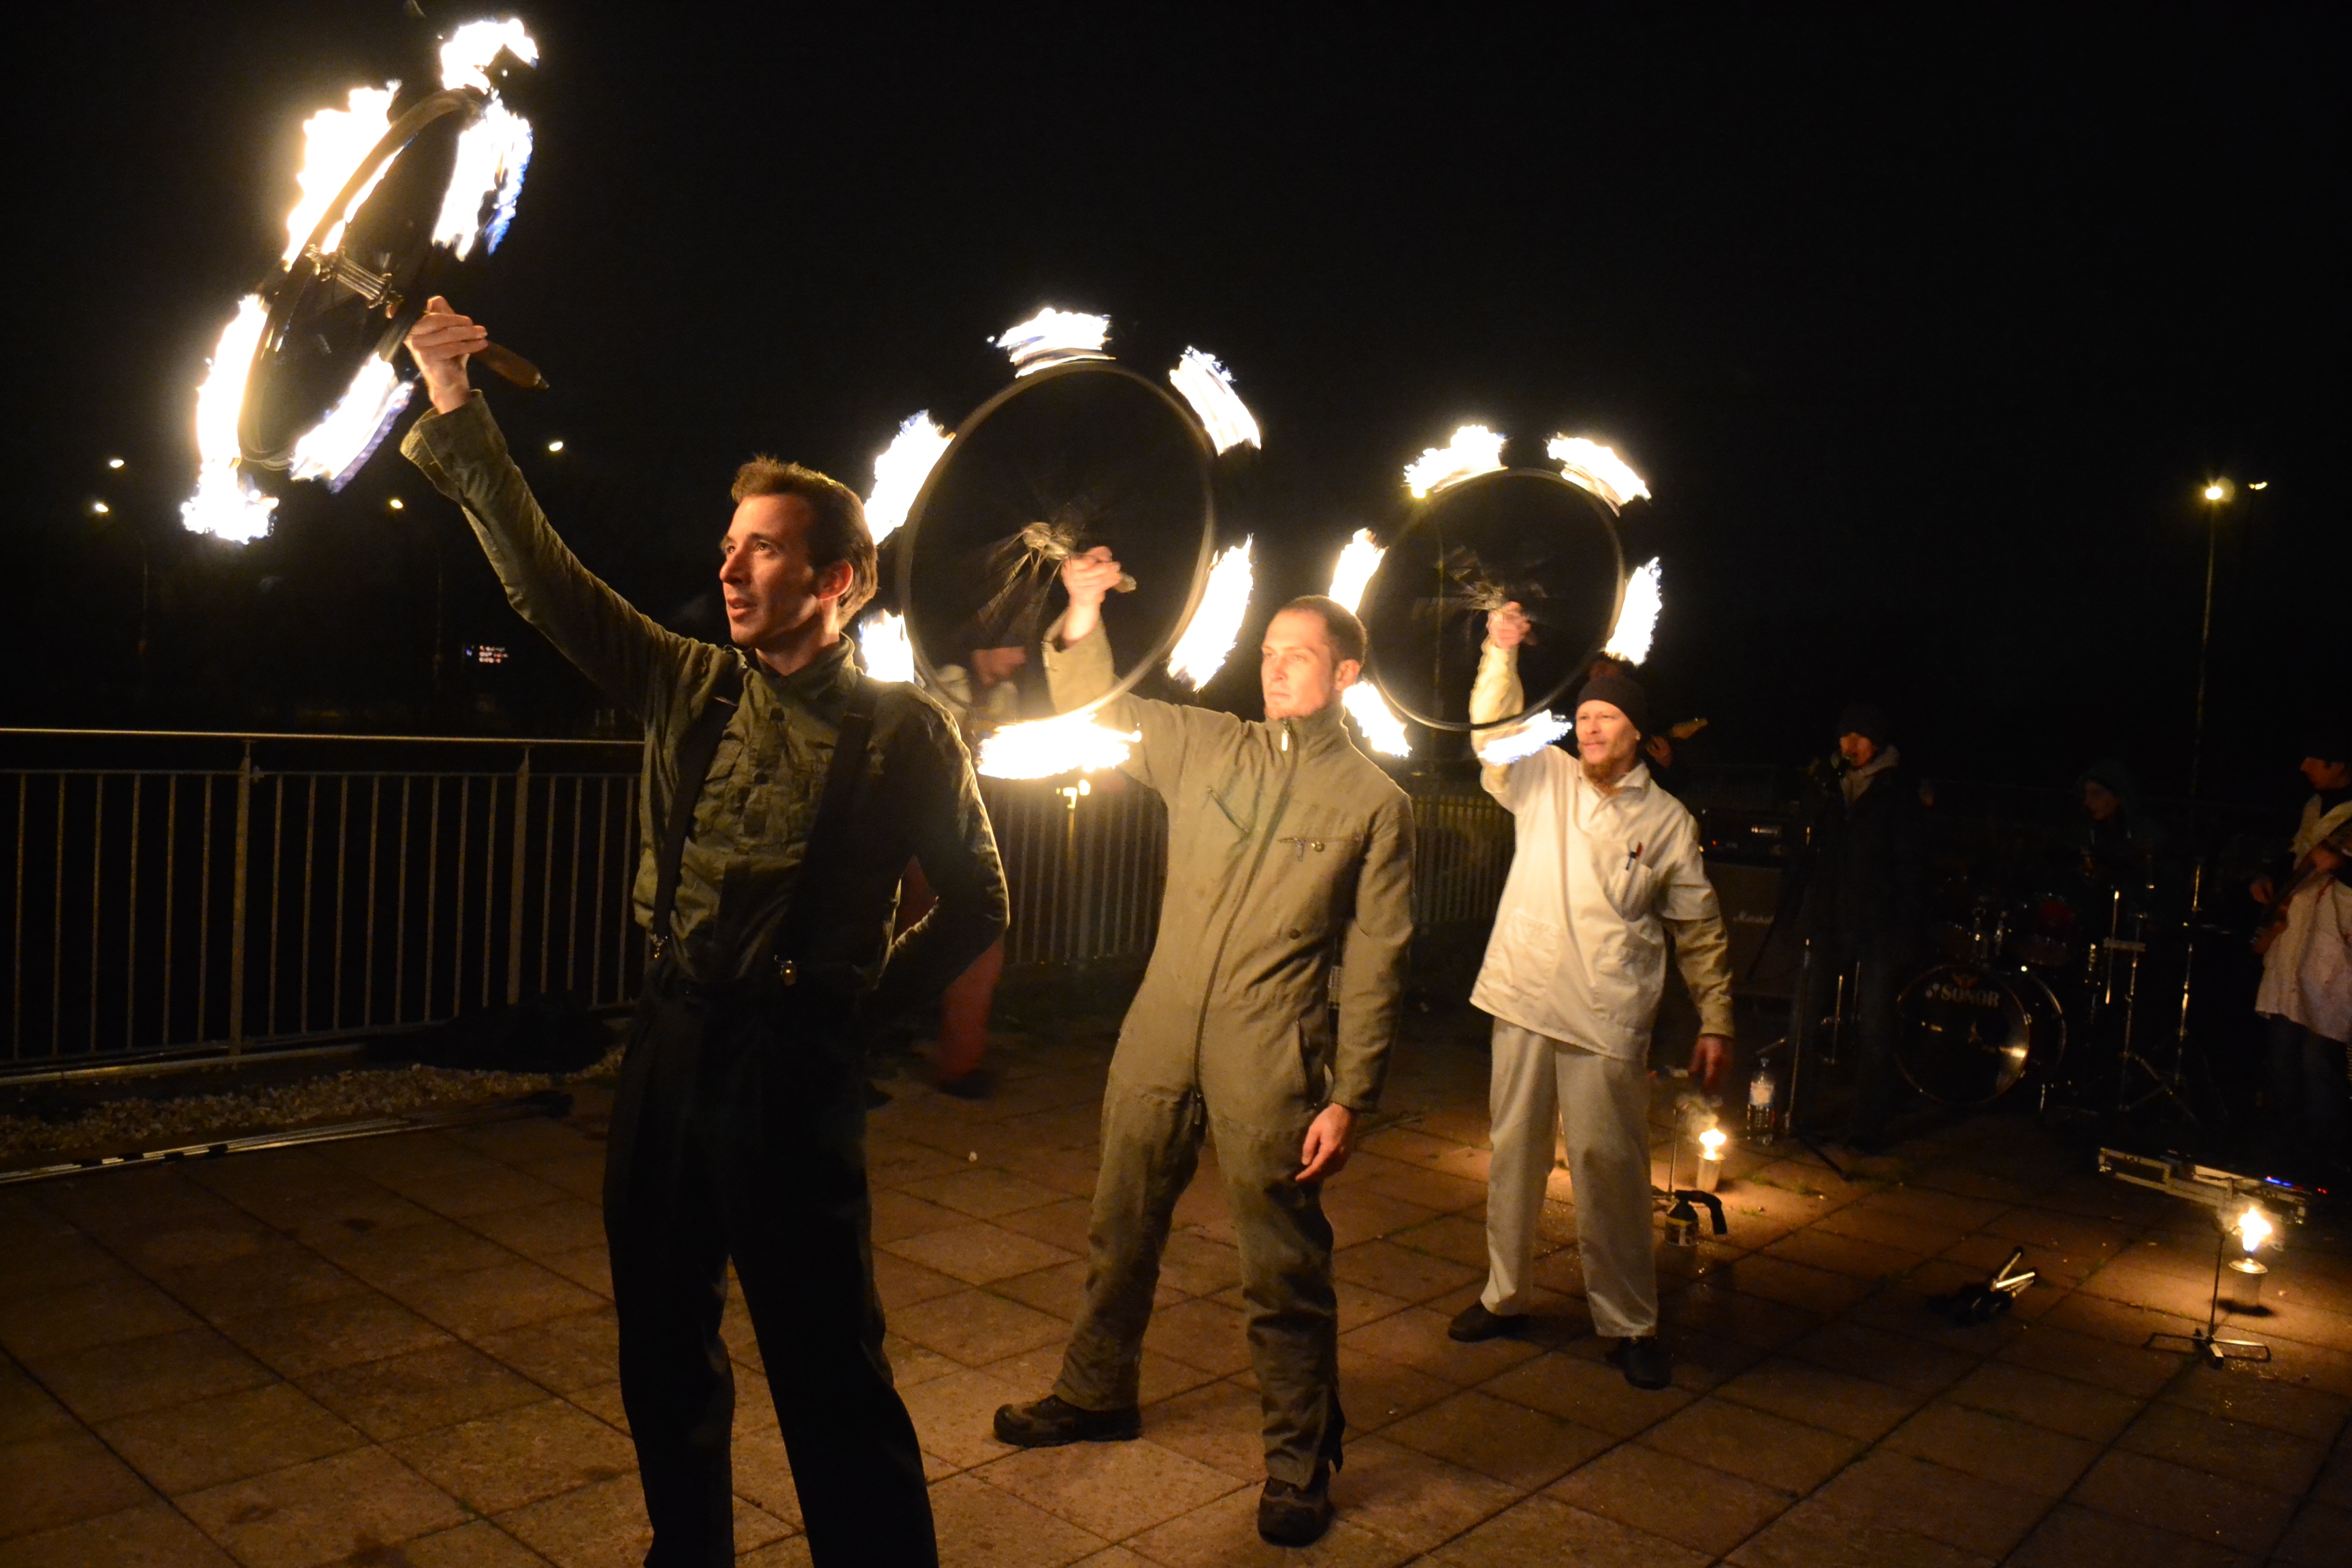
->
[1593,840,1665,921]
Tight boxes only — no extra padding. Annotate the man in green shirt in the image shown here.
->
[404,299,1005,1567]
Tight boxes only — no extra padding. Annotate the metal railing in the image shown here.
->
[3,731,1520,1077]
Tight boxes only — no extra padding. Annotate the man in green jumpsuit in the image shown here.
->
[993,548,1414,1548]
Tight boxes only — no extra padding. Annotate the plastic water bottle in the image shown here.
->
[1747,1066,1778,1145]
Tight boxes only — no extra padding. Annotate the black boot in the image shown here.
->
[1607,1336,1673,1390]
[992,1394,1141,1448]
[1258,1467,1333,1547]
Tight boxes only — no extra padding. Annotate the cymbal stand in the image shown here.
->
[2118,861,2204,1126]
[1778,938,1848,1181]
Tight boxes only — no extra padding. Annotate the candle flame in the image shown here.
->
[1405,425,1507,498]
[2237,1205,2274,1252]
[995,308,1111,376]
[1166,538,1254,688]
[858,611,917,683]
[865,412,951,544]
[977,712,1139,779]
[1168,348,1261,453]
[1342,683,1411,757]
[1475,711,1571,766]
[1546,436,1650,510]
[1603,558,1663,665]
[1326,528,1384,615]
[1699,1127,1727,1157]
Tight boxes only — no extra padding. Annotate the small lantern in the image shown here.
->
[2223,1200,2276,1312]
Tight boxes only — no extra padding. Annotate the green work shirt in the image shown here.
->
[402,393,1007,1005]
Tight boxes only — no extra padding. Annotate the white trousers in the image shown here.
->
[1480,1021,1658,1339]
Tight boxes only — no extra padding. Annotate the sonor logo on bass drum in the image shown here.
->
[1925,981,2004,1008]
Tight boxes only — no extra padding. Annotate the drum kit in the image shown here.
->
[1893,859,2206,1121]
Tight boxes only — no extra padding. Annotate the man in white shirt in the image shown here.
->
[1448,603,1734,1389]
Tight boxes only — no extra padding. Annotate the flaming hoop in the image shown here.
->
[182,20,545,542]
[1357,424,1659,732]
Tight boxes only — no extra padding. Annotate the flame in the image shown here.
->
[1168,348,1261,454]
[1342,683,1411,757]
[858,611,917,683]
[1166,538,1254,688]
[1548,436,1650,510]
[180,24,540,536]
[282,86,398,263]
[1475,711,1571,766]
[977,712,1139,779]
[995,308,1111,376]
[1405,425,1507,498]
[1326,527,1384,615]
[1603,557,1663,665]
[864,412,951,544]
[180,297,280,541]
[2237,1204,2274,1253]
[1698,1127,1727,1157]
[440,18,540,91]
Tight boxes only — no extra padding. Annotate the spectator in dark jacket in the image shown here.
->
[1788,702,1927,1152]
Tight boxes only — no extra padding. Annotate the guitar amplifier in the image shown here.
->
[1706,860,1794,1000]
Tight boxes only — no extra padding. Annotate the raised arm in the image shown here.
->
[1470,601,1533,804]
[402,297,689,718]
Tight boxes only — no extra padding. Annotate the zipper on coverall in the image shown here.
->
[1190,718,1302,1081]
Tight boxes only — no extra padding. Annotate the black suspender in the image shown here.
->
[649,659,745,960]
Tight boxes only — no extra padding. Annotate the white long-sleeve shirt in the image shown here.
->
[1467,642,1734,1058]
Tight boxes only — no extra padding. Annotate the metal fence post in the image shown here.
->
[506,747,532,1006]
[227,741,253,1052]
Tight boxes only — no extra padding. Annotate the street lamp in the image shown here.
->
[2187,478,2236,805]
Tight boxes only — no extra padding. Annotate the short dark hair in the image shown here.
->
[729,457,877,618]
[1277,595,1368,667]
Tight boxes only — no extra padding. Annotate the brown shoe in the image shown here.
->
[992,1394,1140,1447]
[1257,1469,1333,1547]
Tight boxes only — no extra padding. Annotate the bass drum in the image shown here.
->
[1893,962,2066,1107]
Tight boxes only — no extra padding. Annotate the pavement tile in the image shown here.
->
[1135,1377,1265,1481]
[303,1218,519,1289]
[29,1326,275,1422]
[392,1261,606,1340]
[869,1191,971,1243]
[494,1472,653,1568]
[1656,1277,1822,1349]
[392,1397,638,1515]
[533,1245,612,1300]
[872,1250,971,1313]
[97,1380,367,1495]
[564,1381,629,1435]
[179,1444,466,1568]
[883,1222,1077,1286]
[975,1437,1245,1541]
[1769,1222,1938,1278]
[1340,1307,1541,1386]
[1880,1399,2099,1495]
[1336,1345,1456,1434]
[2274,1501,2352,1567]
[1323,1434,1519,1552]
[0,1499,238,1568]
[1426,1493,1710,1568]
[1716,1254,1876,1315]
[1548,1440,1793,1556]
[2006,1500,2258,1567]
[146,1243,371,1324]
[991,1197,1097,1256]
[2159,1362,2351,1439]
[1784,1318,1978,1394]
[727,1422,806,1528]
[457,1198,608,1262]
[1379,1388,1616,1489]
[472,1309,619,1394]
[0,1353,81,1443]
[1139,1296,1252,1377]
[2112,1397,2329,1495]
[1121,1486,1409,1567]
[1712,1354,1928,1439]
[1154,1232,1243,1298]
[891,1289,1071,1367]
[985,1342,1213,1411]
[217,1290,451,1379]
[1376,1213,1486,1265]
[1722,1493,1999,1568]
[1329,1240,1480,1305]
[899,1367,1028,1469]
[1473,1348,1694,1437]
[0,1275,200,1360]
[1997,1322,2191,1398]
[1640,1393,1863,1492]
[928,1472,1109,1568]
[300,1340,547,1441]
[902,1168,1070,1219]
[1940,1359,2146,1441]
[0,1430,155,1539]
[1811,1449,2054,1558]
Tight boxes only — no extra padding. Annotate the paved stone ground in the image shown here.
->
[5,1008,2351,1567]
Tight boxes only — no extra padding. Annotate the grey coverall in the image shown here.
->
[1041,625,1414,1485]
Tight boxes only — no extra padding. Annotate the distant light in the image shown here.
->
[2249,480,2268,491]
[91,501,110,516]
[105,457,125,470]
[468,644,509,664]
[387,496,405,510]
[2201,478,2234,503]
[545,439,565,453]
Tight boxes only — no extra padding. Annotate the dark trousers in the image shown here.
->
[604,970,936,1567]
[1791,938,1905,1144]
[2261,1013,2349,1175]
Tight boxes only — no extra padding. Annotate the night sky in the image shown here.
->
[8,3,2342,811]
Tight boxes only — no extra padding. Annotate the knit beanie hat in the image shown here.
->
[1836,702,1892,746]
[1576,671,1650,737]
